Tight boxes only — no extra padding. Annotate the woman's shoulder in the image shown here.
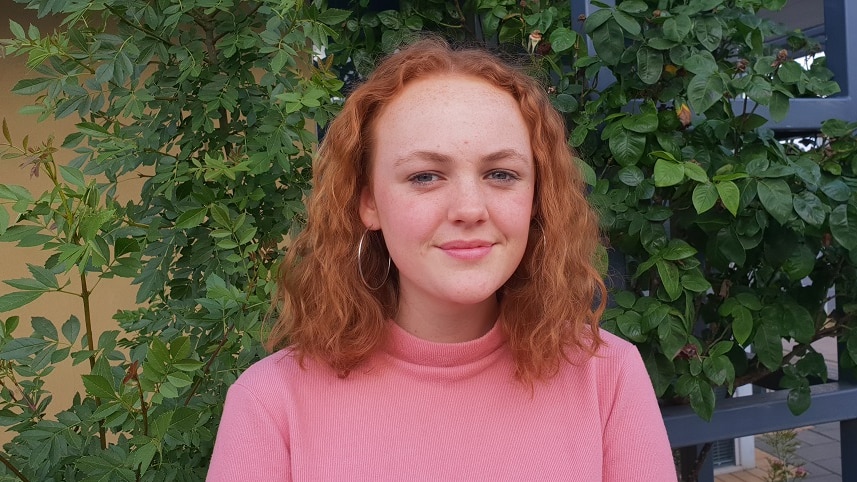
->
[562,328,646,381]
[230,349,328,396]
[593,328,639,359]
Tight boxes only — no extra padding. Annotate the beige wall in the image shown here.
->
[1,1,139,444]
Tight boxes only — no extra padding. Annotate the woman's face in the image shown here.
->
[360,74,535,315]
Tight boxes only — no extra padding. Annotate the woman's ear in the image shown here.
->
[359,186,380,230]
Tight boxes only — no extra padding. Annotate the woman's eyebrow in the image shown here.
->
[393,151,452,167]
[482,148,531,164]
[393,148,531,167]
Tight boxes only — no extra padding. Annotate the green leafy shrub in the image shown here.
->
[0,0,856,478]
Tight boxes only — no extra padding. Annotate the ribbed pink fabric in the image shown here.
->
[207,322,677,481]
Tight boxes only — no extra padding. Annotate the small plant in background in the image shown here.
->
[761,430,809,482]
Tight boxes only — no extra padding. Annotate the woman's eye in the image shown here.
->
[410,172,438,184]
[488,170,518,182]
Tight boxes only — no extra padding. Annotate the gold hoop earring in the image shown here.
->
[357,229,391,290]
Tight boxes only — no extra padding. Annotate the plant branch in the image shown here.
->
[0,452,29,482]
[137,380,149,437]
[184,324,234,406]
[105,5,174,46]
[81,273,107,450]
[691,442,713,482]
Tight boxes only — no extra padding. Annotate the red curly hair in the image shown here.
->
[267,37,606,383]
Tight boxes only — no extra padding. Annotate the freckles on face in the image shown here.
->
[360,74,535,309]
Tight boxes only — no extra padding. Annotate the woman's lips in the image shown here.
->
[439,241,493,260]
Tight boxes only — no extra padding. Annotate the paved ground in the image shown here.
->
[715,423,842,481]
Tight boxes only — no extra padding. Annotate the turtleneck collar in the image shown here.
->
[382,319,507,368]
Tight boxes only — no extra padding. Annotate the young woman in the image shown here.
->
[208,38,676,481]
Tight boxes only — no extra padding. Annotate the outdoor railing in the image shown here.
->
[663,380,857,481]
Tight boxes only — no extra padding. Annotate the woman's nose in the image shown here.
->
[448,180,489,224]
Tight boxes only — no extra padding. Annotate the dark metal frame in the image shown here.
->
[663,381,857,481]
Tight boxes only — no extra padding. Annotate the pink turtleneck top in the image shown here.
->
[207,322,676,481]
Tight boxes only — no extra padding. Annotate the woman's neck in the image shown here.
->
[393,294,499,343]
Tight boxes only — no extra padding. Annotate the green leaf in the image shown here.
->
[0,337,51,359]
[715,181,740,216]
[830,204,857,251]
[642,350,674,397]
[612,11,640,36]
[663,14,692,42]
[62,316,80,344]
[793,191,826,226]
[617,311,645,342]
[0,207,8,236]
[83,374,117,400]
[172,359,205,372]
[147,336,171,368]
[549,27,577,53]
[380,28,405,53]
[658,318,688,360]
[617,0,648,14]
[0,291,43,313]
[782,303,814,344]
[175,207,208,230]
[591,19,625,65]
[693,183,718,214]
[75,455,135,481]
[736,293,762,310]
[59,166,86,188]
[661,239,697,261]
[12,77,53,96]
[656,259,681,301]
[316,8,351,26]
[683,162,708,183]
[79,209,115,242]
[820,178,851,202]
[680,272,711,292]
[583,9,613,33]
[687,74,724,114]
[732,305,754,346]
[787,386,811,415]
[574,157,597,187]
[653,159,684,187]
[683,52,718,75]
[821,119,856,138]
[376,10,401,30]
[32,316,58,341]
[703,354,734,387]
[4,278,50,291]
[170,336,192,359]
[715,228,747,266]
[608,128,645,166]
[8,19,25,39]
[763,0,788,11]
[782,243,815,282]
[114,238,140,258]
[553,94,578,113]
[746,76,772,105]
[757,179,793,225]
[769,91,790,122]
[614,291,636,309]
[618,166,644,186]
[678,374,715,421]
[27,264,59,289]
[623,111,658,133]
[753,321,782,371]
[694,17,723,51]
